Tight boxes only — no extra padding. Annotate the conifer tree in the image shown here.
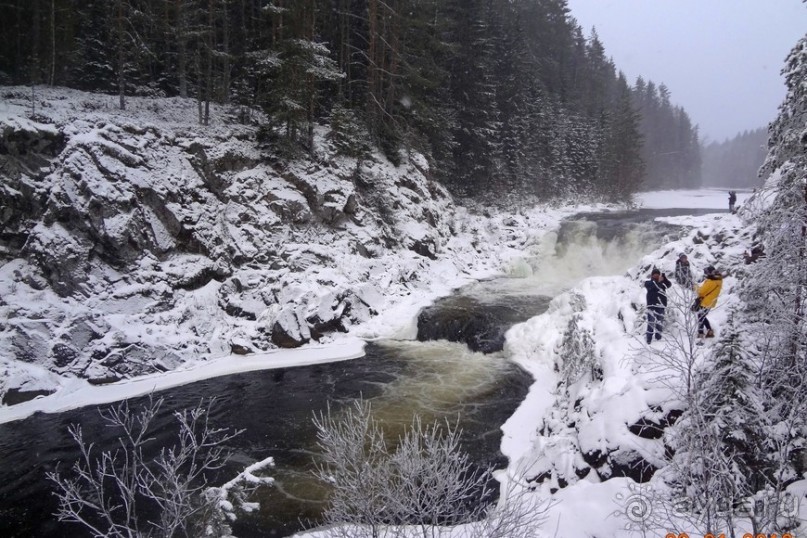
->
[668,313,770,534]
[702,314,770,496]
[735,32,807,534]
[395,0,457,170]
[68,0,117,92]
[597,73,644,200]
[0,0,704,201]
[443,0,503,194]
[260,1,342,151]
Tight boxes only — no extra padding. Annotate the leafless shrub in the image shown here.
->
[473,466,554,538]
[313,398,551,538]
[634,283,702,400]
[47,396,248,538]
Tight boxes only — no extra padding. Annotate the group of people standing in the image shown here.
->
[641,190,737,344]
[643,253,723,345]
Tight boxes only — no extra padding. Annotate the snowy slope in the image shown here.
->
[0,87,581,407]
[499,203,765,536]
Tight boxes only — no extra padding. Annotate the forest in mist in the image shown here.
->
[0,0,702,200]
[701,128,768,189]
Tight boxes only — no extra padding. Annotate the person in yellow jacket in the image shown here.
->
[696,265,723,338]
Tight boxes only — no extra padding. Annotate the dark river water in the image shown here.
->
[0,207,723,537]
[0,341,532,538]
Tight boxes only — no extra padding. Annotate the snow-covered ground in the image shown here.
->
[636,188,753,210]
[497,190,779,537]
[0,337,367,423]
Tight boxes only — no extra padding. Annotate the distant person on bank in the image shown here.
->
[728,191,737,213]
[696,265,723,338]
[674,252,693,288]
[645,268,672,344]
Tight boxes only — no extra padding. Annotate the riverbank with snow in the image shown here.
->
[3,87,780,534]
[497,189,775,536]
[0,195,583,425]
[1,86,595,414]
[2,172,775,536]
[292,189,761,537]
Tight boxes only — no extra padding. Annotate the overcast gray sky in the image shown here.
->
[565,0,807,142]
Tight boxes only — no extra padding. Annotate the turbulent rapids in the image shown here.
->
[415,213,668,353]
[0,209,684,537]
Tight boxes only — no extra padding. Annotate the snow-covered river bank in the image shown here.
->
[0,189,747,537]
[500,189,756,537]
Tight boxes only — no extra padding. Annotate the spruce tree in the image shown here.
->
[68,0,117,92]
[395,0,457,170]
[443,0,503,195]
[701,314,770,498]
[669,313,769,533]
[598,73,644,201]
[736,32,807,534]
[260,1,342,152]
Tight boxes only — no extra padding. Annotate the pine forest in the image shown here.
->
[0,0,703,200]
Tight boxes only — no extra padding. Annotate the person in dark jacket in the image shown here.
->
[728,191,737,213]
[674,253,693,288]
[645,268,673,344]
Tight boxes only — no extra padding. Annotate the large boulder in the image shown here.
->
[271,306,312,348]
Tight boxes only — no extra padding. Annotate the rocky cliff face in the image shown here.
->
[0,87,458,401]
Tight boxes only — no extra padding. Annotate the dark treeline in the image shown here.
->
[633,77,701,190]
[701,127,767,188]
[0,0,700,201]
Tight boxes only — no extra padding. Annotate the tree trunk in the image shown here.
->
[367,0,378,131]
[204,0,214,125]
[13,0,23,81]
[221,0,230,104]
[49,0,55,85]
[307,0,315,153]
[196,48,203,124]
[177,0,188,98]
[31,0,40,85]
[385,1,400,114]
[116,0,125,110]
[338,0,350,100]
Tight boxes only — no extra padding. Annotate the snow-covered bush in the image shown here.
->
[312,399,546,538]
[313,399,492,537]
[47,396,268,538]
[557,313,599,386]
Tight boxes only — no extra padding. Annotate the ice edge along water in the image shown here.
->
[2,187,759,537]
[0,189,745,427]
[0,338,366,424]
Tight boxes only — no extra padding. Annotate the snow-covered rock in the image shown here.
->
[0,87,566,404]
